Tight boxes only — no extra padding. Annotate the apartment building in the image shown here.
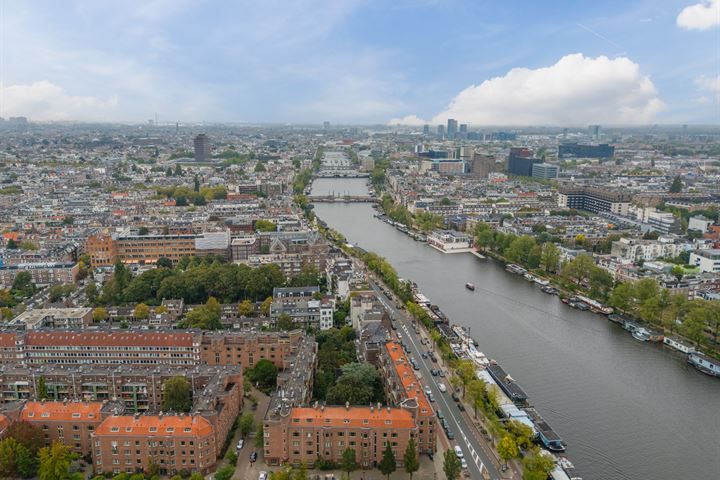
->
[86,232,197,268]
[557,185,631,216]
[93,413,217,475]
[378,341,436,455]
[7,308,93,330]
[270,300,335,330]
[0,364,242,415]
[264,404,418,468]
[0,328,305,370]
[0,261,79,288]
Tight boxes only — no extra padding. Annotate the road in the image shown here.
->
[369,280,503,480]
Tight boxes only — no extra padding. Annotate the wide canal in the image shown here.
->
[311,178,720,480]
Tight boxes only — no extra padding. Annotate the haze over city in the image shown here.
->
[1,0,719,125]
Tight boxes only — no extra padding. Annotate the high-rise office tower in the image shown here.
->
[459,124,468,134]
[447,118,458,139]
[423,124,430,135]
[323,121,330,131]
[588,124,600,140]
[437,125,445,136]
[194,134,211,163]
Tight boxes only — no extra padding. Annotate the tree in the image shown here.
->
[682,307,708,346]
[238,299,255,317]
[466,379,486,418]
[378,444,396,479]
[254,162,266,172]
[340,448,358,480]
[156,257,173,269]
[247,359,279,393]
[12,271,36,297]
[214,465,235,480]
[669,175,683,193]
[403,437,419,480]
[276,313,294,331]
[85,282,98,304]
[608,283,634,312]
[239,411,254,438]
[671,265,685,281]
[326,362,381,405]
[4,420,45,454]
[443,449,462,480]
[38,441,72,480]
[255,219,277,232]
[37,376,48,400]
[92,307,108,323]
[260,296,273,316]
[138,226,149,236]
[456,359,476,399]
[497,435,519,463]
[162,376,192,412]
[255,422,264,448]
[0,437,37,478]
[134,303,150,320]
[522,451,555,480]
[6,238,18,249]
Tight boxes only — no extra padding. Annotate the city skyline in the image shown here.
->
[1,0,719,125]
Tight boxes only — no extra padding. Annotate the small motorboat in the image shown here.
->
[465,282,475,291]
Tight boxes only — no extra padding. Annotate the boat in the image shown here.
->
[505,263,527,275]
[607,313,627,325]
[575,295,613,315]
[561,297,570,305]
[663,336,696,354]
[688,352,720,377]
[534,277,550,286]
[525,407,566,452]
[541,285,558,295]
[465,282,475,291]
[632,328,650,342]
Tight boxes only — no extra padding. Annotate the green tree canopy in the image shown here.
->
[340,448,358,480]
[403,438,419,479]
[443,449,462,480]
[38,442,72,480]
[162,376,192,413]
[247,359,279,393]
[378,444,396,479]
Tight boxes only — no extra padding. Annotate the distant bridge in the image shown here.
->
[314,171,370,178]
[308,195,378,203]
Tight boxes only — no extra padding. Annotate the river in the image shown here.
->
[311,178,720,480]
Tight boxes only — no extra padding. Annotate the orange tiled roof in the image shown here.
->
[289,406,415,429]
[0,333,16,348]
[94,415,213,437]
[22,401,104,422]
[25,331,195,347]
[2,232,20,241]
[385,342,432,415]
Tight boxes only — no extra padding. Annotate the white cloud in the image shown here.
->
[696,74,720,92]
[677,0,720,30]
[388,115,427,126]
[0,81,118,121]
[428,53,664,126]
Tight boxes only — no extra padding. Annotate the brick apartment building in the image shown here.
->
[0,328,305,370]
[379,341,436,455]
[264,405,418,468]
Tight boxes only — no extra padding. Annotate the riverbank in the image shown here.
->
[310,178,720,480]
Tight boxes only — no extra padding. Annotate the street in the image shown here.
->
[369,280,503,480]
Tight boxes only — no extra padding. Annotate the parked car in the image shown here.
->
[451,392,460,402]
[438,383,447,393]
[236,439,244,450]
[431,369,438,376]
[457,403,465,412]
[436,410,444,420]
[250,451,258,462]
[454,446,464,458]
[421,352,428,359]
[446,429,455,439]
[438,370,445,377]
[258,472,268,480]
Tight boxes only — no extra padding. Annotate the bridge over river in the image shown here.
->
[307,194,378,203]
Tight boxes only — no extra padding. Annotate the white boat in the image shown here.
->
[632,328,650,342]
[663,336,696,354]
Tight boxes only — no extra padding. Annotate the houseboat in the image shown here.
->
[688,352,720,377]
[465,282,475,291]
[505,263,527,275]
[575,295,613,315]
[663,336,696,354]
[526,407,566,452]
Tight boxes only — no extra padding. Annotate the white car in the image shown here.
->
[258,471,268,480]
[454,445,464,458]
[461,457,468,469]
[438,383,447,393]
[236,439,244,450]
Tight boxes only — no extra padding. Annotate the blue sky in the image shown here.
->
[1,0,719,124]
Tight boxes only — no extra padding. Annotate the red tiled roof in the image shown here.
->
[289,406,415,429]
[0,333,16,348]
[94,415,213,437]
[22,401,104,422]
[385,342,432,415]
[25,331,195,347]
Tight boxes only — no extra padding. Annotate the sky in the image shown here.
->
[0,0,719,125]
